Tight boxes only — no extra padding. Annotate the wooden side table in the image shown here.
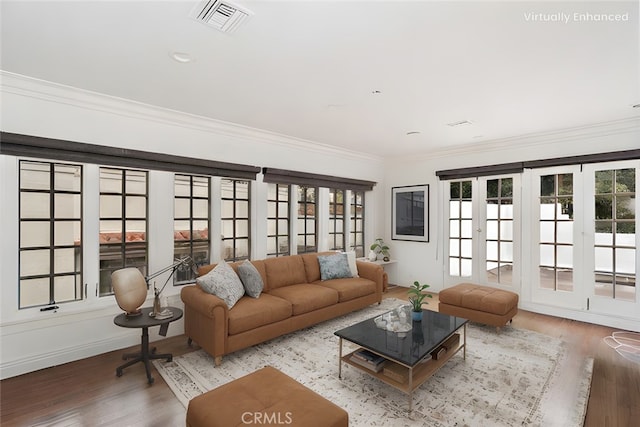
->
[113,306,183,384]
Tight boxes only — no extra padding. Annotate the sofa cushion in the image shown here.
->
[237,260,264,298]
[196,262,245,309]
[315,277,376,302]
[227,294,293,335]
[301,252,333,282]
[269,284,339,315]
[318,253,353,280]
[263,256,307,289]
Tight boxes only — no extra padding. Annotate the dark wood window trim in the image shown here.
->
[262,167,375,192]
[1,132,260,180]
[436,149,640,180]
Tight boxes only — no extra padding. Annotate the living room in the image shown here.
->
[1,0,639,426]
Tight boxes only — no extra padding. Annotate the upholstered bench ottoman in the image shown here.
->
[438,283,518,330]
[186,366,348,427]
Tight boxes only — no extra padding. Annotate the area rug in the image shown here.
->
[154,299,593,426]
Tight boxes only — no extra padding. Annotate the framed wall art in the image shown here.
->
[392,184,429,242]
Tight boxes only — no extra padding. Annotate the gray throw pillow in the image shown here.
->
[237,260,264,298]
[196,261,245,309]
[318,253,353,281]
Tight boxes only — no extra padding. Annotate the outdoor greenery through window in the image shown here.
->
[329,188,346,251]
[19,161,83,308]
[449,181,473,276]
[350,190,365,257]
[486,178,514,285]
[539,173,574,292]
[221,179,250,261]
[174,174,210,283]
[594,168,636,301]
[267,183,290,257]
[297,186,317,253]
[99,168,148,296]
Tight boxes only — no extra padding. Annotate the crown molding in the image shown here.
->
[0,71,383,163]
[389,116,640,164]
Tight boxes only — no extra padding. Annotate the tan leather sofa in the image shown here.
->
[181,252,384,365]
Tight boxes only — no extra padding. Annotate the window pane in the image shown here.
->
[540,244,554,267]
[175,198,190,218]
[55,193,80,218]
[100,195,122,217]
[54,221,81,246]
[540,175,555,197]
[21,249,50,276]
[54,164,81,192]
[21,193,50,218]
[486,203,499,220]
[100,169,122,192]
[461,259,472,276]
[21,162,50,190]
[21,221,50,247]
[500,220,513,240]
[460,239,472,257]
[460,220,473,238]
[174,176,191,197]
[449,240,459,256]
[500,242,513,262]
[556,221,573,244]
[616,196,634,219]
[616,168,635,192]
[449,201,460,218]
[616,248,636,275]
[558,174,573,195]
[486,240,498,259]
[54,275,77,302]
[595,247,613,273]
[449,220,460,238]
[487,179,499,198]
[193,177,209,197]
[126,196,146,217]
[595,170,613,193]
[486,220,498,240]
[126,171,147,194]
[20,278,50,307]
[236,201,249,217]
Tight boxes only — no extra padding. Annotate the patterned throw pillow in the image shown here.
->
[237,260,264,298]
[196,261,245,309]
[318,253,353,281]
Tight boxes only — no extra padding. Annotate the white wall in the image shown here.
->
[383,117,640,330]
[0,72,385,379]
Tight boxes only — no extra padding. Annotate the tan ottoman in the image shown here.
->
[438,283,518,330]
[186,366,348,427]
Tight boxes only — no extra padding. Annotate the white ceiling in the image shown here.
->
[1,0,638,158]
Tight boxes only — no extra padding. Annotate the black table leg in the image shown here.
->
[115,326,172,384]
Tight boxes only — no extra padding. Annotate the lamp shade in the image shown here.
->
[112,267,148,315]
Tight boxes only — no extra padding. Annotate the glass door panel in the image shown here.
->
[586,161,638,319]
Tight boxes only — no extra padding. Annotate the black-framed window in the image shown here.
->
[221,179,250,261]
[99,167,148,296]
[267,183,290,257]
[297,186,317,254]
[350,190,365,257]
[19,161,83,309]
[486,178,514,285]
[174,174,210,283]
[329,188,346,251]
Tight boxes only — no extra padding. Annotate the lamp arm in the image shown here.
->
[146,256,194,295]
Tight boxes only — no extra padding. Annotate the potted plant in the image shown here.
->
[408,281,432,321]
[369,238,390,262]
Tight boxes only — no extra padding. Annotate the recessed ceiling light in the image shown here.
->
[371,90,382,94]
[170,52,193,63]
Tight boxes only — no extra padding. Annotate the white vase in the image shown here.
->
[368,250,377,261]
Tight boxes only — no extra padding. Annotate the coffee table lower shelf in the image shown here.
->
[338,326,466,411]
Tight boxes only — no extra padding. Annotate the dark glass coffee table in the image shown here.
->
[335,308,467,410]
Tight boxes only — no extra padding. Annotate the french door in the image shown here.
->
[583,160,639,318]
[529,166,584,309]
[444,175,520,291]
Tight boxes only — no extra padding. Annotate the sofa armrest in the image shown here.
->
[181,284,228,318]
[180,285,228,362]
[355,261,384,298]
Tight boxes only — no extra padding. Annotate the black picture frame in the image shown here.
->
[392,184,429,242]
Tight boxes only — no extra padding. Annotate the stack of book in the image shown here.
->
[350,349,386,372]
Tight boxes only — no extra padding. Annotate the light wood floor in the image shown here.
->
[1,287,638,426]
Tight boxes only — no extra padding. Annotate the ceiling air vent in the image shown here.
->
[191,0,253,33]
